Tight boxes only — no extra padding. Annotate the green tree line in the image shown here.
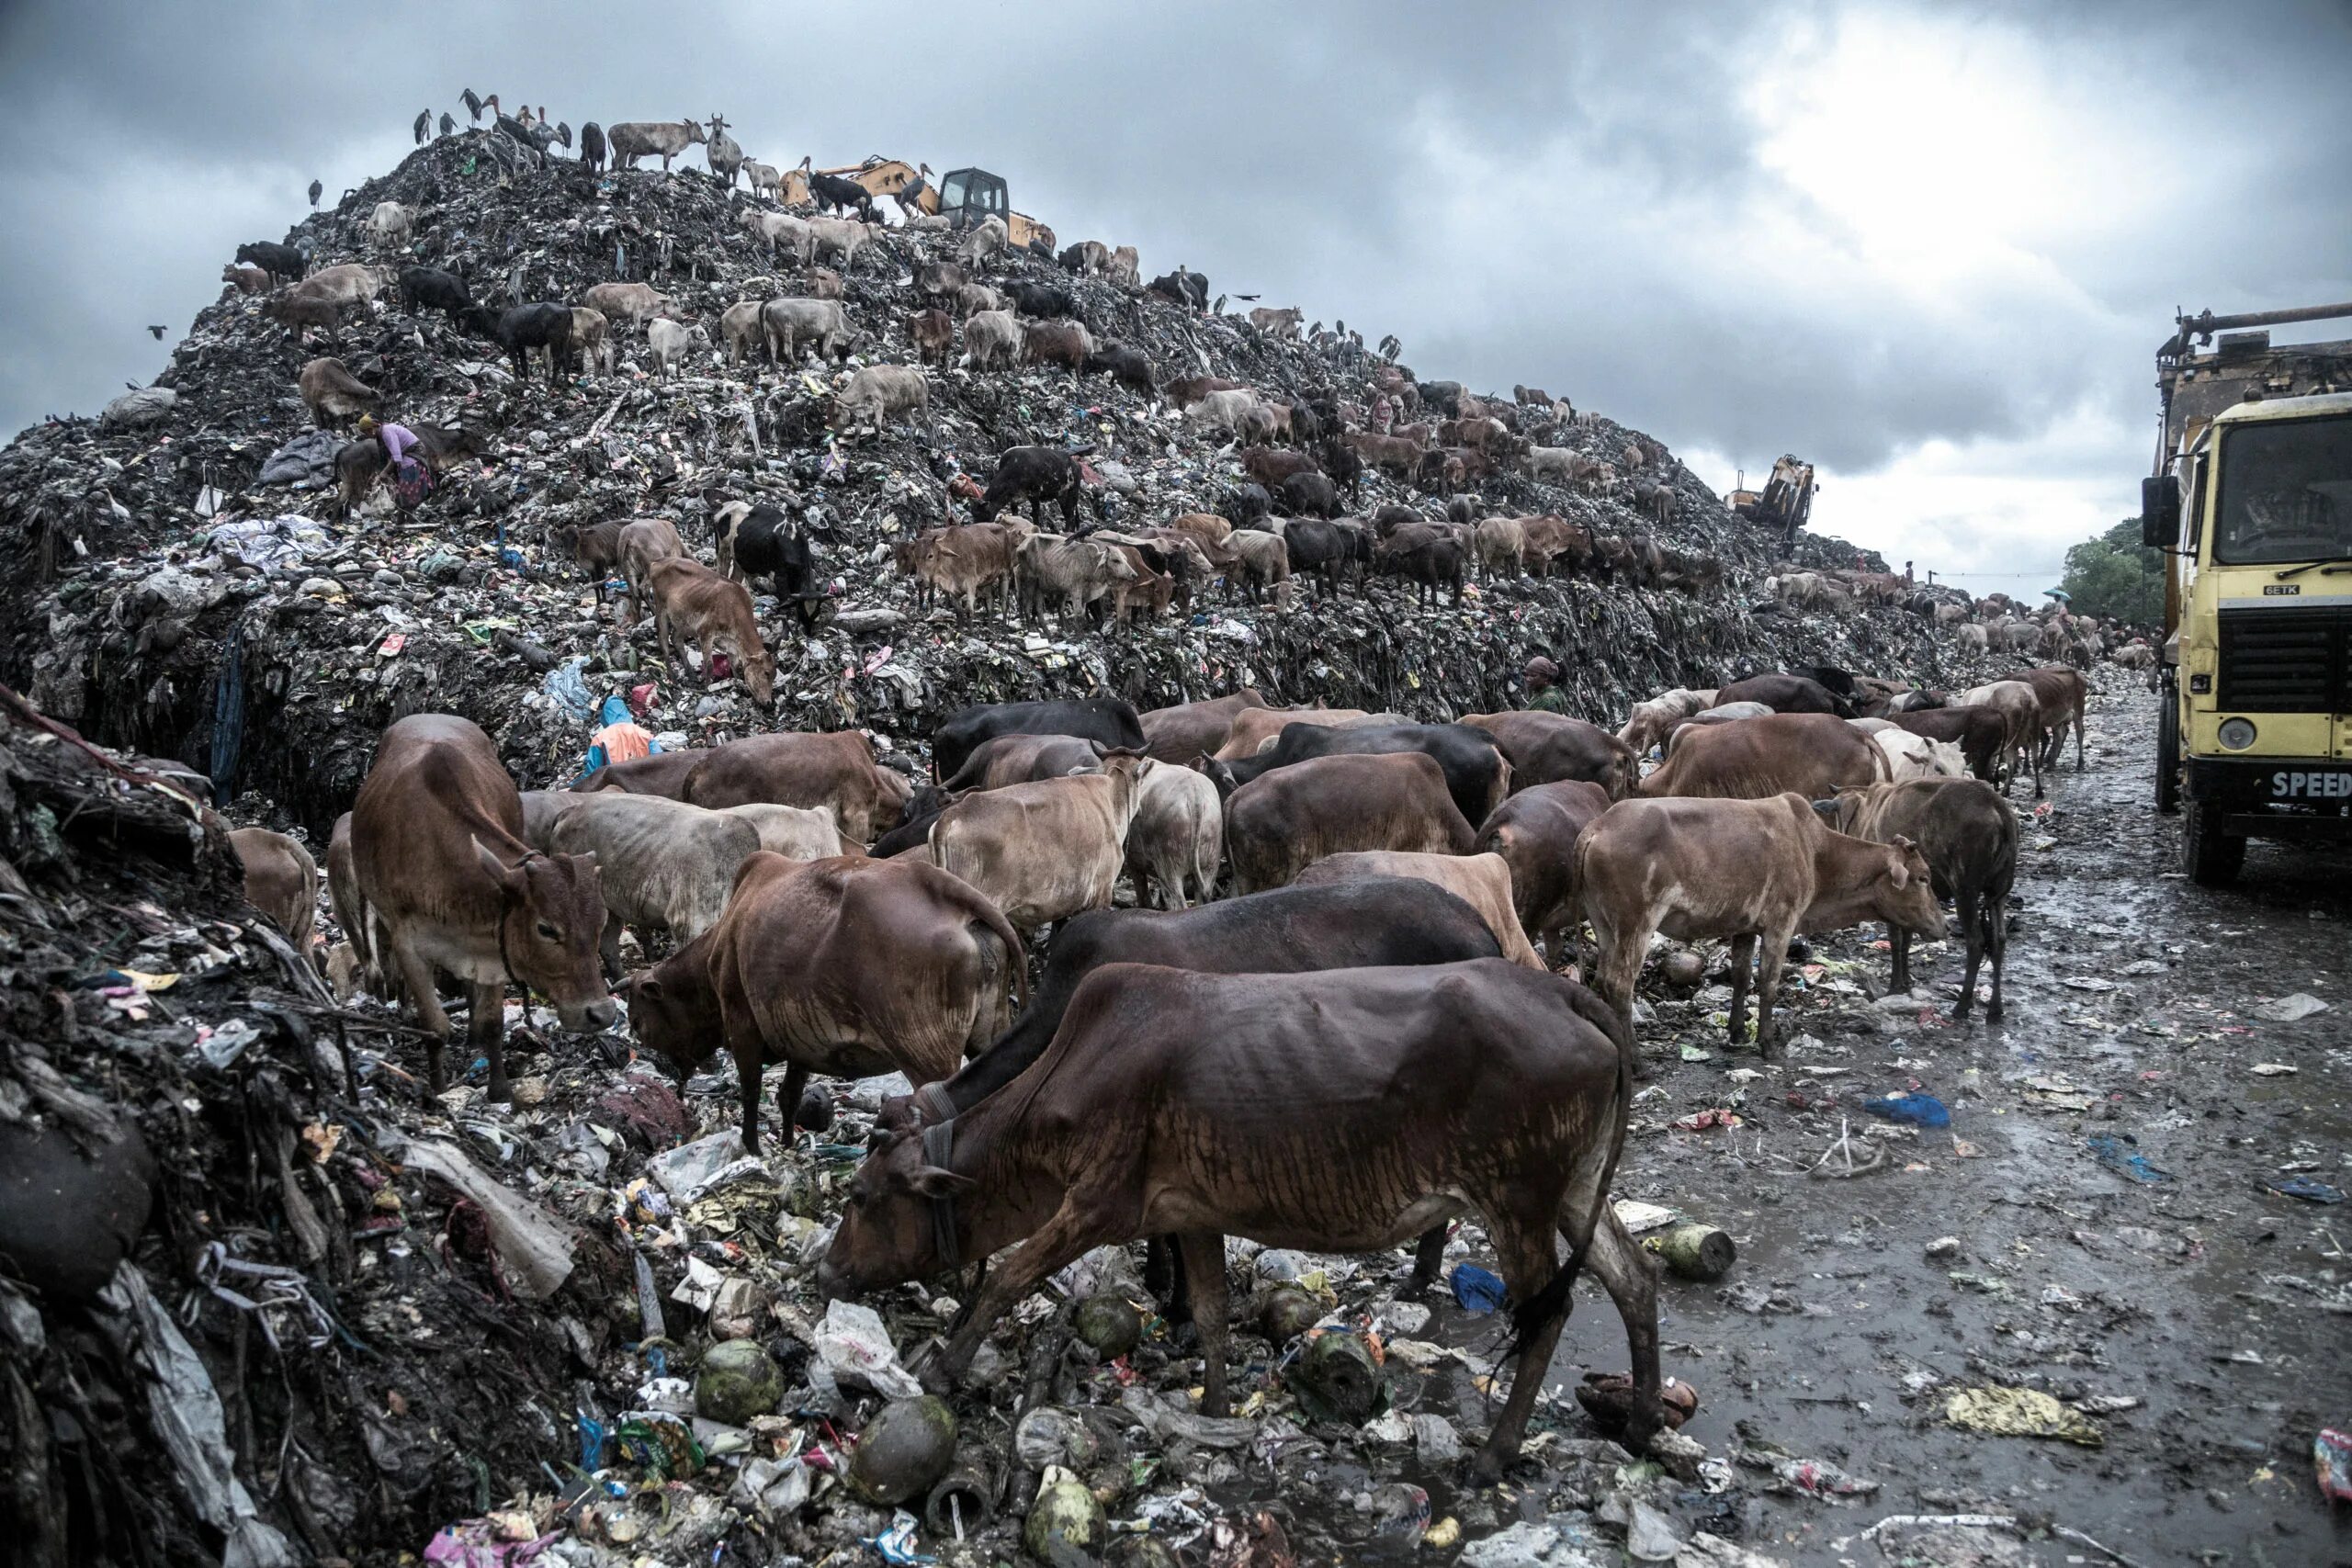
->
[2058,519,2165,625]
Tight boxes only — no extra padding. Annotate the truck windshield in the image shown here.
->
[2212,412,2352,565]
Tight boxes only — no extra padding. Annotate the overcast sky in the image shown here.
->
[2,1,2346,594]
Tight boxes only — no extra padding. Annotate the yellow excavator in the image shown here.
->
[810,157,1056,251]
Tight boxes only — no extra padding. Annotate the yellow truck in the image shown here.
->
[2145,301,2352,883]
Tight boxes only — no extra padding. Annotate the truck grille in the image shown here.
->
[2217,606,2352,712]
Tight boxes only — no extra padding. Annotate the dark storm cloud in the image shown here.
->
[0,0,2344,571]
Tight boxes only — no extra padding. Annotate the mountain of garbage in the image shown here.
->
[0,127,1996,1568]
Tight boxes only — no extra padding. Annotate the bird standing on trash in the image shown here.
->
[438,111,455,138]
[413,108,429,144]
[461,87,483,123]
[308,178,322,208]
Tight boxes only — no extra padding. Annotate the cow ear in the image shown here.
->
[1809,798,1838,818]
[906,1165,975,1197]
[637,976,663,1001]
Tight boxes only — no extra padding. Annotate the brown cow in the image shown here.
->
[349,715,616,1099]
[898,522,1024,618]
[1140,691,1268,762]
[1214,705,1386,760]
[1640,712,1890,799]
[683,731,902,842]
[2013,665,2088,773]
[818,958,1661,1478]
[1164,512,1235,553]
[928,757,1145,930]
[575,750,707,797]
[1474,779,1611,966]
[1223,750,1474,894]
[616,516,684,623]
[628,853,1024,1152]
[1463,711,1637,798]
[1577,793,1944,1051]
[939,732,1106,793]
[907,307,954,368]
[1164,375,1244,408]
[1817,779,2018,1022]
[645,557,776,706]
[1956,681,2045,796]
[228,827,317,949]
[1294,850,1544,968]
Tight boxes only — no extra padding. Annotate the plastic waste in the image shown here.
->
[2085,1134,2173,1184]
[401,1140,577,1299]
[1862,1091,1950,1128]
[2264,1176,2345,1204]
[1943,1385,2105,1447]
[644,1130,767,1202]
[817,1298,924,1398]
[2317,1427,2352,1504]
[1451,1261,1506,1314]
[2254,992,2330,1022]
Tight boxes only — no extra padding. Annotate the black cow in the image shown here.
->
[1007,280,1077,319]
[1320,437,1364,504]
[1380,532,1466,606]
[975,446,1087,530]
[1204,720,1511,829]
[809,172,877,220]
[1226,483,1272,525]
[580,122,606,173]
[930,696,1145,783]
[1281,517,1370,594]
[469,303,574,388]
[1082,343,1155,397]
[1713,672,1857,718]
[398,265,470,315]
[236,241,305,282]
[718,502,821,627]
[1278,471,1341,518]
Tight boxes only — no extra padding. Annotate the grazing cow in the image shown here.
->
[2012,665,2088,772]
[809,170,879,220]
[487,302,574,387]
[574,750,707,798]
[615,516,684,623]
[1295,851,1543,969]
[228,827,318,949]
[933,696,1146,782]
[907,307,955,367]
[1713,673,1857,718]
[348,716,615,1099]
[820,957,1658,1479]
[938,732,1106,794]
[1227,530,1290,604]
[644,558,775,706]
[1239,446,1318,491]
[1616,689,1718,758]
[1474,779,1611,965]
[1640,712,1890,800]
[976,446,1087,529]
[628,854,1023,1152]
[1890,707,2009,786]
[1021,320,1093,373]
[760,297,852,365]
[1221,750,1475,894]
[929,756,1147,931]
[712,500,820,620]
[1016,534,1138,624]
[1123,758,1223,909]
[1817,779,2018,1022]
[1139,691,1269,761]
[1579,792,1945,1051]
[581,281,671,332]
[544,793,818,975]
[876,879,1506,1136]
[236,240,306,282]
[1462,712,1637,799]
[897,521,1024,617]
[1206,719,1510,830]
[1278,470,1341,519]
[1956,681,2046,796]
[1083,342,1155,397]
[682,731,905,842]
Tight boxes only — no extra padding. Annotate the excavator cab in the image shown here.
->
[937,167,1009,231]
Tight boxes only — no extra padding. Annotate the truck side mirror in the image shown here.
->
[2141,475,2180,549]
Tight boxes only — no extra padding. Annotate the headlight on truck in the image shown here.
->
[2218,716,2256,750]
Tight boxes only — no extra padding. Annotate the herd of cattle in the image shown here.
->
[219,657,2086,1469]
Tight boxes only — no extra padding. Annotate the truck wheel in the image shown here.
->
[2155,694,2181,814]
[2182,799,2244,886]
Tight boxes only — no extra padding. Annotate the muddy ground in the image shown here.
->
[1337,684,2348,1566]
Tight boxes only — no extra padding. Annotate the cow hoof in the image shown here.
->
[1468,1450,1510,1487]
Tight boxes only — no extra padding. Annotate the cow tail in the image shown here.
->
[964,880,1029,1007]
[1511,978,1634,1350]
[1869,739,1894,783]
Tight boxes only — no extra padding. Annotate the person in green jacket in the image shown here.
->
[1524,655,1568,714]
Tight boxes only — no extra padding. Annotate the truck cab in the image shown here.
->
[2149,385,2352,882]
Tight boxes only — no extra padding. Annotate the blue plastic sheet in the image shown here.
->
[2086,1134,2172,1183]
[1862,1092,1951,1128]
[1450,1262,1506,1314]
